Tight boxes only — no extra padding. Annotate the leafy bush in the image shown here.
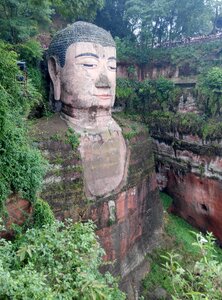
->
[0,40,42,116]
[115,78,140,112]
[32,198,55,228]
[142,193,222,299]
[0,40,46,213]
[0,220,126,300]
[16,39,43,66]
[115,77,179,117]
[197,67,222,117]
[15,39,49,113]
[65,128,80,150]
[163,232,222,300]
[153,77,177,111]
[202,120,222,140]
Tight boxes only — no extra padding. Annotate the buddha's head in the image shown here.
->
[47,22,116,118]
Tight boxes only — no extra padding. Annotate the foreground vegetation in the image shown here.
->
[142,193,222,300]
[0,218,125,300]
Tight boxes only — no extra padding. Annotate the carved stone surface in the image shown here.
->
[178,88,199,114]
[47,21,115,68]
[47,22,127,197]
[80,130,128,197]
[30,113,163,299]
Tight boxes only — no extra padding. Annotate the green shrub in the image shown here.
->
[197,67,222,117]
[16,39,43,66]
[142,193,222,299]
[15,39,49,113]
[115,77,179,117]
[202,121,222,140]
[33,198,55,228]
[115,78,140,112]
[0,40,46,214]
[0,97,47,208]
[163,232,222,299]
[0,220,126,300]
[65,128,80,150]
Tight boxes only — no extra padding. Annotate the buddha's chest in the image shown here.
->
[79,130,127,197]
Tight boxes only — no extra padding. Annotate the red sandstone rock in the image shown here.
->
[154,135,222,244]
[0,194,32,239]
[167,172,222,242]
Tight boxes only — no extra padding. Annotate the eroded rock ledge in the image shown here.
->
[153,131,222,243]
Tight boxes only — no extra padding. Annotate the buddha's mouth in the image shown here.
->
[94,94,112,100]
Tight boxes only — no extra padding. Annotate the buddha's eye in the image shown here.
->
[76,56,98,69]
[108,66,116,71]
[82,63,97,68]
[107,60,116,71]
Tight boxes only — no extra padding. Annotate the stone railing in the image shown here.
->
[156,32,222,48]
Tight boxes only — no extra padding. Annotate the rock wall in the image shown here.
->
[31,113,163,299]
[117,62,179,81]
[153,131,222,243]
[0,195,32,239]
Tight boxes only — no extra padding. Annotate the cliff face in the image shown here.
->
[153,130,222,243]
[31,113,163,299]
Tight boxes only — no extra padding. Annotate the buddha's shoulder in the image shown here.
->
[113,113,149,141]
[29,113,68,142]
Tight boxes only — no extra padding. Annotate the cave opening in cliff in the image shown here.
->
[200,203,209,212]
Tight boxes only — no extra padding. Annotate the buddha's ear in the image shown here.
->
[48,57,61,100]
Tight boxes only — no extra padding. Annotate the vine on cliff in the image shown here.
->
[0,40,47,214]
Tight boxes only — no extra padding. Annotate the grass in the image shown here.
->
[141,192,205,297]
[161,193,199,255]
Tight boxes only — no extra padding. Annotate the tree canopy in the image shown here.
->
[95,0,222,49]
[0,0,104,43]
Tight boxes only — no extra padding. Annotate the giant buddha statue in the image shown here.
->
[44,22,162,298]
[47,21,128,198]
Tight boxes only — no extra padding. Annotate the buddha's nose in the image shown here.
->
[95,74,111,88]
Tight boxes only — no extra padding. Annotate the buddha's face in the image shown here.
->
[56,42,116,110]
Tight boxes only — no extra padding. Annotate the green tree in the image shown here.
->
[0,0,53,43]
[197,67,222,117]
[94,0,131,38]
[54,0,104,22]
[208,0,222,33]
[125,0,213,47]
[0,0,104,44]
[0,219,126,299]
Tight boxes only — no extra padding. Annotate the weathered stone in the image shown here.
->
[153,132,222,244]
[168,172,222,242]
[178,88,199,114]
[31,113,163,299]
[0,194,32,239]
